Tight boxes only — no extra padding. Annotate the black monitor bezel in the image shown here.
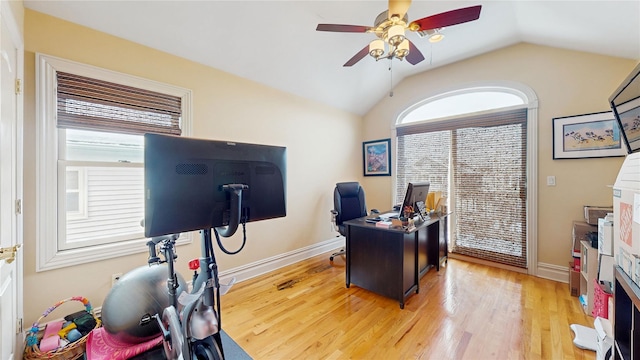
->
[400,181,430,217]
[143,133,287,238]
[609,63,640,154]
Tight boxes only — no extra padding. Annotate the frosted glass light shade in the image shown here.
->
[369,39,385,59]
[394,39,410,59]
[387,24,405,46]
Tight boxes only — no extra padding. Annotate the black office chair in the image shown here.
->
[330,182,376,261]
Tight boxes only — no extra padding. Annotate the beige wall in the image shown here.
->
[21,7,639,327]
[23,9,363,325]
[362,43,637,269]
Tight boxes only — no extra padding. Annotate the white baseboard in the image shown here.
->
[537,261,569,283]
[93,237,344,319]
[218,236,344,284]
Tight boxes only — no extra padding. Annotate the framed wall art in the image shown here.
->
[552,111,626,159]
[363,138,391,176]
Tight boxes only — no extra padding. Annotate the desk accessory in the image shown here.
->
[375,221,393,228]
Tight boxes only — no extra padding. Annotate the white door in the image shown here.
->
[0,4,23,359]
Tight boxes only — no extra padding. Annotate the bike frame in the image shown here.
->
[149,185,247,360]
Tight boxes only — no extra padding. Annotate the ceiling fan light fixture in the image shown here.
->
[427,29,445,43]
[369,39,385,60]
[386,24,405,46]
[317,4,483,67]
[394,39,410,60]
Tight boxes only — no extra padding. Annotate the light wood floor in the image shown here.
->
[220,251,597,360]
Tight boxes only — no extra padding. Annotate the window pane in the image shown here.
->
[64,128,144,163]
[66,192,79,212]
[401,91,524,124]
[63,165,144,249]
[66,170,79,190]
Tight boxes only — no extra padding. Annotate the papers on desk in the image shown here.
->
[375,221,393,229]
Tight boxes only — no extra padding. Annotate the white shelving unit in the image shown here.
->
[580,240,598,316]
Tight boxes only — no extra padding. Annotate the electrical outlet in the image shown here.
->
[111,273,122,287]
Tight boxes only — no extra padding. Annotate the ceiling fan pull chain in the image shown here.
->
[389,59,394,97]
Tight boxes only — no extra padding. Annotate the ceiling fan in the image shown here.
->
[316,0,482,67]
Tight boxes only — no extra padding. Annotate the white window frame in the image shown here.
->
[36,53,193,271]
[392,82,539,275]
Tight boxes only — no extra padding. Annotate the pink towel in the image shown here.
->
[86,327,162,360]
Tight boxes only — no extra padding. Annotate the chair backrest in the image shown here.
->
[334,182,367,234]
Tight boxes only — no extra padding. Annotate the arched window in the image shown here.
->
[394,85,537,271]
[398,87,526,124]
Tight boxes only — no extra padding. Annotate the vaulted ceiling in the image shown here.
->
[24,1,640,115]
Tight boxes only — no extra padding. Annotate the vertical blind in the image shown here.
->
[56,71,182,135]
[397,108,528,268]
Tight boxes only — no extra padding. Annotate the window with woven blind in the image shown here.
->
[397,108,528,269]
[451,118,527,267]
[36,54,192,271]
[56,71,182,136]
[395,130,451,204]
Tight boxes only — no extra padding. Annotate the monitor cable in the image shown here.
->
[213,183,249,255]
[214,220,247,255]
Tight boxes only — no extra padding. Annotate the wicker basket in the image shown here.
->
[23,296,101,360]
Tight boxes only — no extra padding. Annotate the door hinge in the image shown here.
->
[15,199,21,215]
[15,79,21,95]
[16,318,22,334]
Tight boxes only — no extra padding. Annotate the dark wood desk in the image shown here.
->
[344,214,449,308]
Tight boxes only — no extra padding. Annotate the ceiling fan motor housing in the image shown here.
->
[373,10,409,40]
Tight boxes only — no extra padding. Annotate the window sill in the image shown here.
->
[36,232,194,272]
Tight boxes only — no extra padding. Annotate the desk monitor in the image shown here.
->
[609,62,640,153]
[401,181,430,217]
[144,133,287,238]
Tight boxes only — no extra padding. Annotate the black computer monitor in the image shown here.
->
[144,133,287,238]
[401,181,430,217]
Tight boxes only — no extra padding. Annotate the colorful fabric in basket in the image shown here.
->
[26,296,94,347]
[24,296,100,360]
[86,327,162,360]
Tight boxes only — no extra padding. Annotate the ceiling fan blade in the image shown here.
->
[344,46,370,67]
[388,0,412,19]
[406,40,425,65]
[316,24,371,33]
[409,5,482,31]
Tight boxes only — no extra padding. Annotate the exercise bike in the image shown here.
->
[145,184,247,360]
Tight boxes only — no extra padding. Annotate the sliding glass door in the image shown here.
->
[396,108,528,268]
